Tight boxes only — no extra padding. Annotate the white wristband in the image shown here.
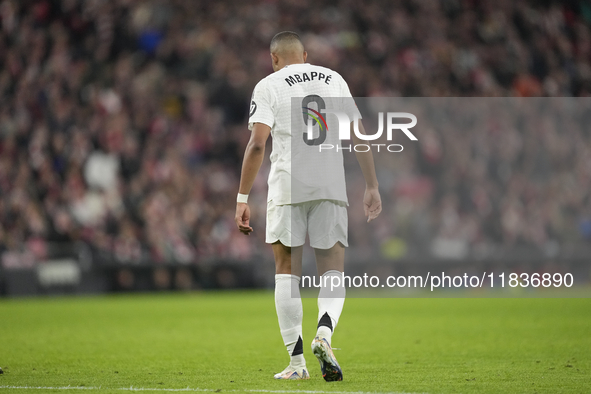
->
[237,193,249,203]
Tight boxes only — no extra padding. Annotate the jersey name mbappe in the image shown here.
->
[285,72,332,87]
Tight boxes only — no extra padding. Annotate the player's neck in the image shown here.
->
[280,58,305,69]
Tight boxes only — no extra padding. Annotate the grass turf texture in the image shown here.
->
[0,292,589,394]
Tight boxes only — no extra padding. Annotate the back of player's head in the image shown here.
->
[270,31,304,57]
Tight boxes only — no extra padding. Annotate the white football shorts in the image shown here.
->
[266,199,348,249]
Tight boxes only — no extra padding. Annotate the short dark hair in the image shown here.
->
[270,31,303,53]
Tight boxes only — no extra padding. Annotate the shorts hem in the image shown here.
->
[265,236,305,248]
[310,238,349,249]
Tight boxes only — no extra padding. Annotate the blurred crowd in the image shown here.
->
[1,0,591,268]
[347,98,591,261]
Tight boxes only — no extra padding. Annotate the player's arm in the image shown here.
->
[235,122,271,235]
[351,119,382,222]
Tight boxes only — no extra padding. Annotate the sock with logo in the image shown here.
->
[316,270,346,346]
[275,274,305,368]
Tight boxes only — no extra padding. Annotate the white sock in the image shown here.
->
[316,270,346,346]
[275,274,305,368]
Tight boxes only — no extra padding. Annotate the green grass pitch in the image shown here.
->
[0,291,589,394]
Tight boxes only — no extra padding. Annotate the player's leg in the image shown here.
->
[311,242,345,382]
[307,200,347,381]
[272,242,308,380]
[314,242,345,345]
[273,240,303,276]
[268,202,309,380]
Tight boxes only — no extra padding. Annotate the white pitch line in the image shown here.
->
[0,385,428,394]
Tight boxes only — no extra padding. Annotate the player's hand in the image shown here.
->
[235,203,253,235]
[363,187,382,223]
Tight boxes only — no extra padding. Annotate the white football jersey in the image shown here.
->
[248,63,358,205]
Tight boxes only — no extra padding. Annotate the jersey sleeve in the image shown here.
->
[248,79,275,130]
[339,76,362,120]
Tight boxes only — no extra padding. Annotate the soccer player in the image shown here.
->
[235,31,381,381]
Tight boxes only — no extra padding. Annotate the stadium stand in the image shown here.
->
[1,0,590,293]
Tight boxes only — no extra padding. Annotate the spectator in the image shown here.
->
[1,0,590,269]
